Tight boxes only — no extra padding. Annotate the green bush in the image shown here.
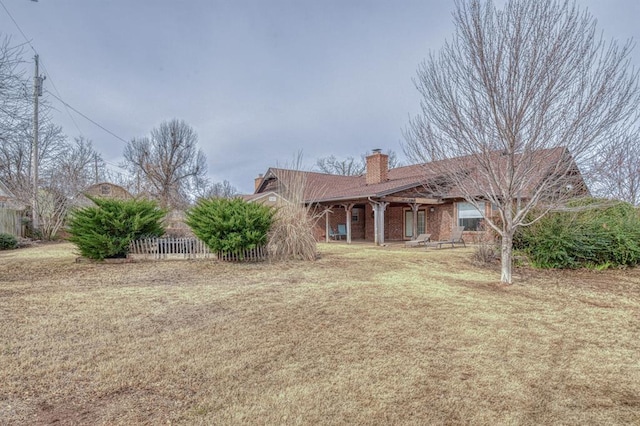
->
[517,199,640,269]
[186,198,274,256]
[0,233,18,250]
[68,197,166,260]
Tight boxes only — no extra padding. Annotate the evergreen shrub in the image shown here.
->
[185,198,274,256]
[0,233,18,250]
[517,199,640,269]
[68,197,165,260]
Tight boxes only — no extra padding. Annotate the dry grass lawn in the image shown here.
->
[1,242,639,425]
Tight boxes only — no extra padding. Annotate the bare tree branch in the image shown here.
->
[315,150,402,175]
[404,0,640,283]
[200,180,239,199]
[588,127,640,205]
[123,119,207,209]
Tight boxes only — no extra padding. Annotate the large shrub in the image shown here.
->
[517,199,640,269]
[68,197,166,260]
[0,233,18,250]
[185,198,274,256]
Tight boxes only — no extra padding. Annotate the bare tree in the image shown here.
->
[589,128,640,205]
[200,180,238,199]
[50,137,106,195]
[0,35,73,215]
[0,35,30,201]
[35,187,68,240]
[20,136,105,240]
[0,36,29,141]
[316,155,364,175]
[0,120,67,203]
[315,150,402,175]
[404,0,640,284]
[123,119,207,209]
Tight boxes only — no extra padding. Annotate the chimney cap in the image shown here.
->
[372,148,382,154]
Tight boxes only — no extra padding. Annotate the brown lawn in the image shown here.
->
[0,242,639,425]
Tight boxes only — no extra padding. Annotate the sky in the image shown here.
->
[1,0,639,194]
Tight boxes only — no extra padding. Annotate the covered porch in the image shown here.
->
[317,196,451,245]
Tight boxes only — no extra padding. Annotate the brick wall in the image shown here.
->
[314,201,494,243]
[314,206,367,240]
[427,203,455,241]
[363,204,405,241]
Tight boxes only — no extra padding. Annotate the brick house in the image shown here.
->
[252,148,587,244]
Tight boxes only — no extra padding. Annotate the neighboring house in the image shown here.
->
[83,182,133,200]
[74,182,134,207]
[252,148,588,244]
[0,180,26,237]
[0,180,26,210]
[241,190,287,207]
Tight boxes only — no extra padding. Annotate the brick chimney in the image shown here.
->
[366,149,388,185]
[254,174,264,192]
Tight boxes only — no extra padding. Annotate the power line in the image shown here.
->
[0,0,85,138]
[1,0,131,158]
[45,89,130,145]
[39,59,84,137]
[105,160,128,171]
[0,0,37,54]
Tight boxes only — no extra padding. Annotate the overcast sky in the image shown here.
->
[1,0,639,193]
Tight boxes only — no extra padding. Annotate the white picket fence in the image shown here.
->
[0,208,23,237]
[128,237,268,262]
[217,245,268,262]
[128,237,212,260]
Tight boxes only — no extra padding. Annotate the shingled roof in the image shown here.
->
[256,167,429,203]
[254,147,581,204]
[0,180,14,200]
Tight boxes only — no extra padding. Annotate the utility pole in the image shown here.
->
[31,54,45,232]
[94,153,99,183]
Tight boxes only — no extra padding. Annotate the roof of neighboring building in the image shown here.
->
[0,180,15,199]
[240,191,286,203]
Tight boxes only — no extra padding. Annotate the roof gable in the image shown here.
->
[0,180,15,199]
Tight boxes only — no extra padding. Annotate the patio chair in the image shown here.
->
[328,227,339,240]
[336,224,347,239]
[328,224,348,240]
[404,233,431,247]
[426,226,466,249]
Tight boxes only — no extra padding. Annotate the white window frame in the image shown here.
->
[457,202,485,231]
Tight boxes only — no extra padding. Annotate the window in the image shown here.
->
[351,208,361,223]
[457,202,485,231]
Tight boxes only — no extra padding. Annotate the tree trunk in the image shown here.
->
[501,231,513,284]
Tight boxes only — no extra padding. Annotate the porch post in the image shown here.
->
[325,208,330,242]
[378,202,389,245]
[341,203,355,244]
[410,203,419,239]
[369,201,379,245]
